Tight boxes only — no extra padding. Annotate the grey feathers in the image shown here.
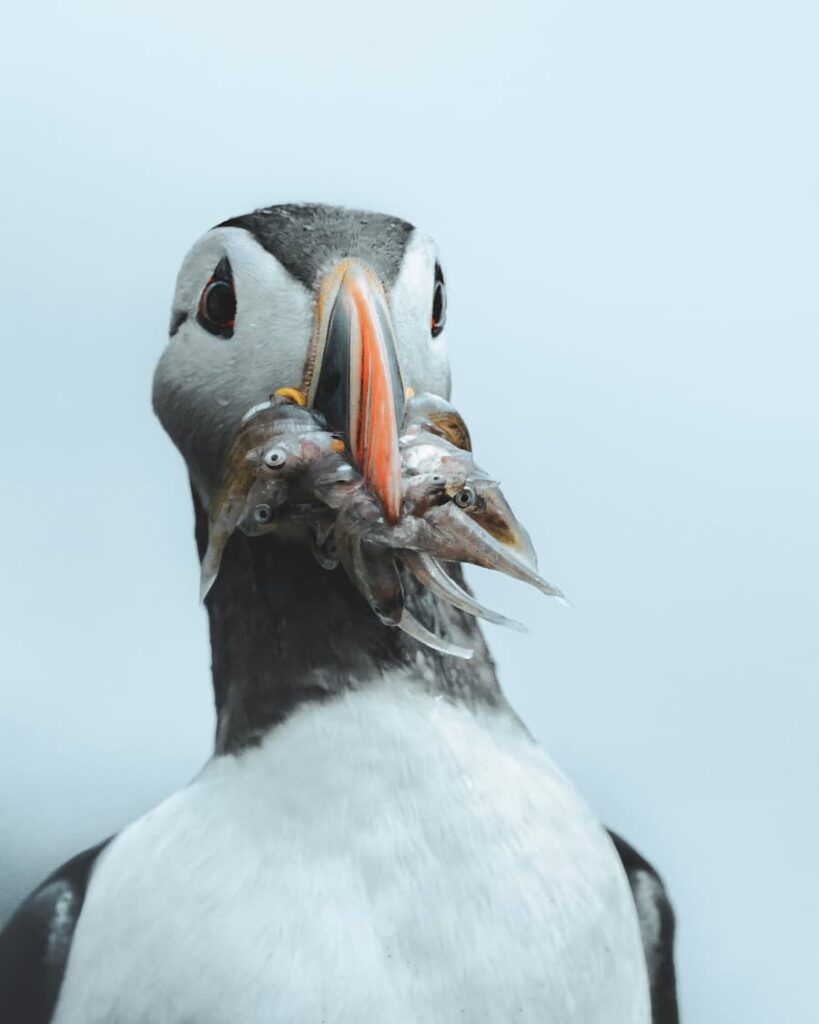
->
[219,204,415,290]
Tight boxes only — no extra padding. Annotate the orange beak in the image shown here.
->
[307,261,405,522]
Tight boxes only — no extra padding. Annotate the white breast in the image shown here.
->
[53,680,650,1024]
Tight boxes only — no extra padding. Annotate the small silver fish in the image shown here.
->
[201,391,563,657]
[200,397,344,599]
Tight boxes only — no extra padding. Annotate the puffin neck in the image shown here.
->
[191,487,504,754]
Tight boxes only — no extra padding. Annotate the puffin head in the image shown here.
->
[154,204,452,516]
[152,203,503,749]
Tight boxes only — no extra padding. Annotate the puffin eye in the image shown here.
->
[431,263,447,338]
[197,257,236,338]
[453,486,475,509]
[264,447,287,469]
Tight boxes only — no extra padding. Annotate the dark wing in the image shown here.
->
[0,839,111,1024]
[609,830,679,1024]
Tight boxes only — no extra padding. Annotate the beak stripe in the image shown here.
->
[350,280,403,522]
[310,260,405,524]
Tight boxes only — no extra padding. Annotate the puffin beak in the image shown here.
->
[307,261,405,523]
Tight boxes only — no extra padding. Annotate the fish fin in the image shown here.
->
[200,481,253,600]
[200,529,229,602]
[404,552,527,633]
[424,504,565,602]
[336,533,404,626]
[397,609,474,660]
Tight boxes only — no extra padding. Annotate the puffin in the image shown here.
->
[0,204,679,1024]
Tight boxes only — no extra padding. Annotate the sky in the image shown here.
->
[1,1,817,1020]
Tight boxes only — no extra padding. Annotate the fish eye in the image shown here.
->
[431,474,446,486]
[253,504,273,523]
[431,263,447,338]
[453,486,475,509]
[264,447,287,469]
[197,257,236,339]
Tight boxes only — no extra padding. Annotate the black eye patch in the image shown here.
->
[431,262,447,338]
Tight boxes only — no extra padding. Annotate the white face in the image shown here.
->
[153,221,452,497]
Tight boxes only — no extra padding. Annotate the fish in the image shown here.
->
[401,390,473,452]
[200,391,563,656]
[199,397,344,600]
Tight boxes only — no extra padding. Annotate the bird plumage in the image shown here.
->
[0,204,679,1023]
[51,683,649,1024]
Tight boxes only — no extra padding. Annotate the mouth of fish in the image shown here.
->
[200,391,563,660]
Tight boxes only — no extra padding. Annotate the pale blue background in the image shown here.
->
[1,2,817,1021]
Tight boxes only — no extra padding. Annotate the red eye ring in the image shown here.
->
[199,280,235,327]
[196,257,236,339]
